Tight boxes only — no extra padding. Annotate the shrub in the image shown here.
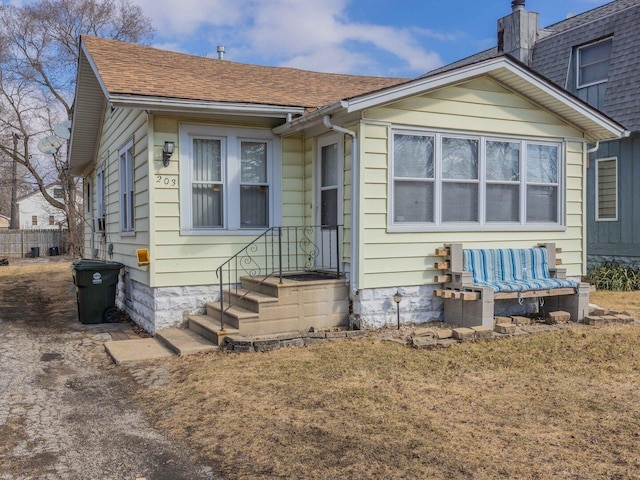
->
[587,261,640,291]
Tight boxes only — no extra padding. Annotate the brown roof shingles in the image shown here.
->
[82,36,409,111]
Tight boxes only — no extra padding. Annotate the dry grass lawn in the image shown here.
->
[135,291,640,479]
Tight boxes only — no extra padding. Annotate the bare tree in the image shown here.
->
[0,0,153,255]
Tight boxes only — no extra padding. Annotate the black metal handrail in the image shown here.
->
[215,225,343,330]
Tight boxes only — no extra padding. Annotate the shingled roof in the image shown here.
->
[424,0,640,131]
[81,35,408,112]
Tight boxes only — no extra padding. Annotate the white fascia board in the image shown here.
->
[344,57,627,139]
[108,95,305,118]
[495,65,628,139]
[344,57,510,112]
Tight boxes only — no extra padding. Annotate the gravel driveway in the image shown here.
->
[0,259,220,479]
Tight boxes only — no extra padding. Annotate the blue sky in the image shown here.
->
[7,0,611,77]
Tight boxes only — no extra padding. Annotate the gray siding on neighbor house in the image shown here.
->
[532,1,640,131]
[587,135,640,259]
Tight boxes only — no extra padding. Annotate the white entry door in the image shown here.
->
[317,135,342,271]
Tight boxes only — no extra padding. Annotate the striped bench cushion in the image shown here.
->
[463,248,577,293]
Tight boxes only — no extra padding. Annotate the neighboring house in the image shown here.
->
[0,214,9,229]
[431,0,640,266]
[68,35,625,334]
[16,184,67,230]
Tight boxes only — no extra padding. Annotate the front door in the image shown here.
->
[317,135,342,271]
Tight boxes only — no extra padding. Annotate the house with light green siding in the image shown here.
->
[69,35,625,336]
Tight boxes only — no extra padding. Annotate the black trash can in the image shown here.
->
[31,247,40,258]
[71,259,124,324]
[49,247,59,256]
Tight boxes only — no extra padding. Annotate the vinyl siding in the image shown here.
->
[149,117,306,288]
[85,106,149,285]
[587,136,640,257]
[357,77,587,290]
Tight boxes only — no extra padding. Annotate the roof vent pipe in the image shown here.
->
[217,45,225,60]
[512,0,525,11]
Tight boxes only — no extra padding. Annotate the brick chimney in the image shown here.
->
[497,0,539,65]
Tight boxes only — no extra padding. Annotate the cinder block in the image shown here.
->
[325,331,348,339]
[613,314,635,324]
[412,336,438,348]
[601,315,619,324]
[471,326,493,339]
[345,330,366,338]
[589,307,607,316]
[413,327,436,337]
[511,316,532,326]
[583,315,605,326]
[495,323,516,334]
[279,338,305,348]
[547,311,571,324]
[253,339,280,352]
[436,329,453,339]
[452,327,475,341]
[494,316,512,326]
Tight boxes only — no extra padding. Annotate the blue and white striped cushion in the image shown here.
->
[463,247,577,292]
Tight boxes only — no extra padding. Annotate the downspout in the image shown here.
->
[323,115,359,296]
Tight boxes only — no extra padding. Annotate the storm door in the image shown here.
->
[316,135,342,271]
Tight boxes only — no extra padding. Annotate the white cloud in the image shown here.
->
[131,0,447,75]
[132,0,249,36]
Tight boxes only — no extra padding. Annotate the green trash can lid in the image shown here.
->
[72,259,125,271]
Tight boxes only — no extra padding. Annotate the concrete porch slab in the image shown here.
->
[104,338,174,365]
[156,328,218,356]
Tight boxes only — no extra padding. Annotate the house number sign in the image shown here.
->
[156,176,177,186]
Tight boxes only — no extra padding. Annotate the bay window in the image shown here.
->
[180,125,278,233]
[391,130,563,230]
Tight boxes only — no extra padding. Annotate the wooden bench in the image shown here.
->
[434,243,590,328]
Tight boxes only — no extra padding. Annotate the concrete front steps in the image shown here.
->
[104,273,349,363]
[104,327,218,364]
[189,274,349,344]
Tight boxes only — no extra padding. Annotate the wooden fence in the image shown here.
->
[0,229,65,258]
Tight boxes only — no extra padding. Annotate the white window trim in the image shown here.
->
[316,133,344,227]
[96,164,105,219]
[576,37,613,89]
[388,127,565,233]
[119,138,135,235]
[595,156,618,222]
[179,124,281,235]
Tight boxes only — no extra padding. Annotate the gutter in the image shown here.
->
[322,115,359,297]
[272,101,346,135]
[109,95,305,119]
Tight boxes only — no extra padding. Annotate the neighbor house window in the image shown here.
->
[119,139,135,233]
[596,157,617,221]
[53,187,63,199]
[32,216,37,226]
[49,215,55,226]
[577,37,613,88]
[391,130,563,230]
[180,125,278,233]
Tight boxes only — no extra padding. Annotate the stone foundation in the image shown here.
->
[117,276,218,334]
[352,285,443,329]
[587,255,640,269]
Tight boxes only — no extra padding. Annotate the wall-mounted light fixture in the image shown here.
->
[393,290,403,330]
[162,141,175,167]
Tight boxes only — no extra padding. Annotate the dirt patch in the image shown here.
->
[0,259,220,479]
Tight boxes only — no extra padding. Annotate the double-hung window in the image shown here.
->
[119,139,135,234]
[577,37,613,88]
[391,130,563,231]
[180,124,278,233]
